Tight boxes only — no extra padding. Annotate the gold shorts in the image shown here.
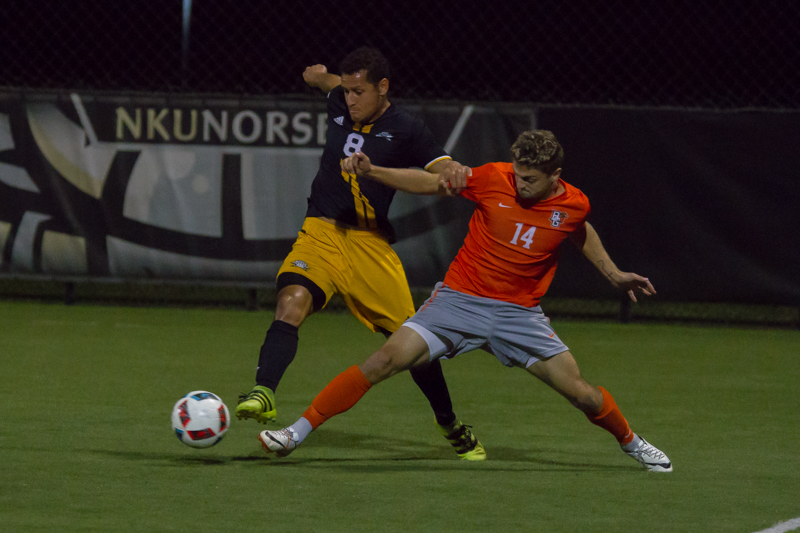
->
[277,217,415,333]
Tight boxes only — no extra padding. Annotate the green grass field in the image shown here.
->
[1,300,799,532]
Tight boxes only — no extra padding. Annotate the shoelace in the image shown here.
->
[628,439,666,461]
[448,425,476,447]
[637,443,666,460]
[271,429,297,447]
[238,390,270,409]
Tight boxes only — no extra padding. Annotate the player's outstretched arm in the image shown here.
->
[569,222,656,302]
[303,64,341,93]
[341,152,450,195]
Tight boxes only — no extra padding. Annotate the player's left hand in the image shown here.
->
[611,272,656,302]
[341,152,372,176]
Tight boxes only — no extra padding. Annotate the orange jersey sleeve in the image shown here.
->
[443,162,591,307]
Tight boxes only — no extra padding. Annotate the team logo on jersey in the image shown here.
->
[375,131,393,141]
[334,116,345,126]
[549,211,569,227]
[291,260,310,271]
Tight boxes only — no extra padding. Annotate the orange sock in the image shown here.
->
[587,386,635,445]
[302,365,372,429]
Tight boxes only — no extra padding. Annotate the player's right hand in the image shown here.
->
[303,64,328,86]
[341,152,372,176]
[440,162,471,195]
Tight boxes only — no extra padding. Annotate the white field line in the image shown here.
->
[753,517,800,533]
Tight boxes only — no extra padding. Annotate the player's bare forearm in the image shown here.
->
[572,223,621,282]
[341,152,446,195]
[365,165,443,194]
[303,65,341,93]
[570,222,656,301]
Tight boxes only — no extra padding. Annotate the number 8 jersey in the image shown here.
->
[305,85,451,243]
[443,162,591,307]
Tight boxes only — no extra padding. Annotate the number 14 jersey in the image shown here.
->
[443,162,591,307]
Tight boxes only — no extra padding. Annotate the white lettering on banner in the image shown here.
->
[116,108,141,139]
[114,106,327,146]
[173,109,197,142]
[291,112,312,145]
[147,109,170,141]
[266,112,289,144]
[317,113,327,145]
[232,111,262,144]
[203,110,228,142]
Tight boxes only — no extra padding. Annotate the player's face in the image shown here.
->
[513,161,561,202]
[341,70,389,124]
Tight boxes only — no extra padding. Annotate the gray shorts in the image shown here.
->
[403,284,569,368]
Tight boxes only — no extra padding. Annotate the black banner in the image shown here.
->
[538,107,800,306]
[1,91,797,306]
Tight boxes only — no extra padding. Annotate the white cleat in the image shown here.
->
[623,437,672,472]
[258,428,299,458]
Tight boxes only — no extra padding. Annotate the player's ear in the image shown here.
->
[378,78,389,96]
[551,168,562,181]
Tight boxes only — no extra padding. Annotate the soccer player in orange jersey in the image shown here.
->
[258,130,672,472]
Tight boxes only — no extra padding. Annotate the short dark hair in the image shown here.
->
[510,130,564,175]
[339,46,390,85]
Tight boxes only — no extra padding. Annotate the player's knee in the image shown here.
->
[275,285,314,325]
[360,349,403,383]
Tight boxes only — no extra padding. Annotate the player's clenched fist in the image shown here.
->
[303,64,328,86]
[439,161,471,195]
[341,151,372,176]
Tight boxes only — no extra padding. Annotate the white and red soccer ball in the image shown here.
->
[171,391,230,448]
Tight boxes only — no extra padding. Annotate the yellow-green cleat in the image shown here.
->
[236,385,277,423]
[437,419,486,461]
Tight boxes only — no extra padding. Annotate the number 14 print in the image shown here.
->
[510,223,536,249]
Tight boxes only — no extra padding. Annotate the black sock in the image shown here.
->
[409,359,456,426]
[255,320,299,391]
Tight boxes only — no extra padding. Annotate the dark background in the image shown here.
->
[1,0,798,321]
[2,0,799,108]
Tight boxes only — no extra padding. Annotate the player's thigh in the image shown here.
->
[404,285,493,360]
[343,234,415,333]
[276,219,345,307]
[525,350,593,399]
[359,326,431,383]
[488,303,569,367]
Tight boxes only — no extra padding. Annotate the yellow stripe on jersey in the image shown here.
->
[340,167,378,229]
[352,123,374,134]
[425,155,453,170]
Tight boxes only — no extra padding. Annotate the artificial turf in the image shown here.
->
[1,300,798,532]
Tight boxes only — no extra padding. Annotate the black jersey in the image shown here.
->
[306,85,450,243]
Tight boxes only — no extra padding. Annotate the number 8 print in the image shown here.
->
[343,133,364,156]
